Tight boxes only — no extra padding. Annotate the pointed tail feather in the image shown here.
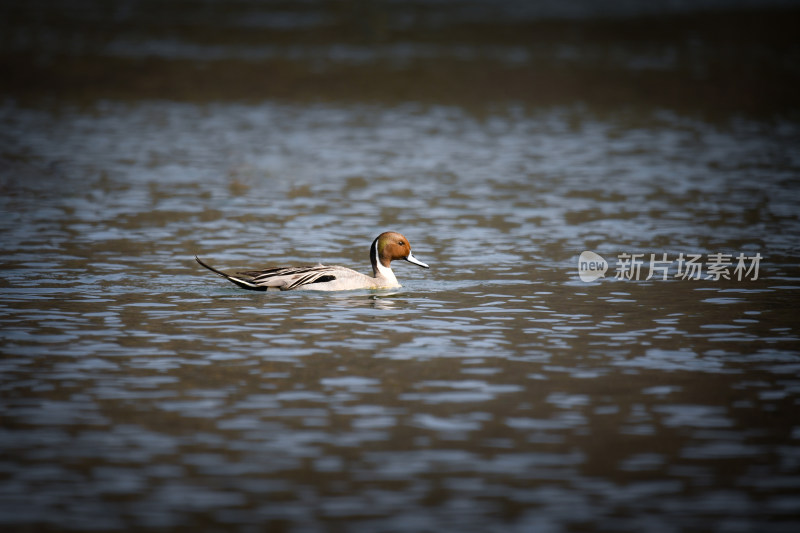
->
[195,256,266,291]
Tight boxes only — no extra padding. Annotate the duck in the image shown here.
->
[195,231,429,291]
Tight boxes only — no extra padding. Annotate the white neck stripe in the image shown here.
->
[372,238,397,282]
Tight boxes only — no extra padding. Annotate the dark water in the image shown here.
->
[2,1,800,532]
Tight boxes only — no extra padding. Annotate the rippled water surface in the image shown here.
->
[2,1,800,532]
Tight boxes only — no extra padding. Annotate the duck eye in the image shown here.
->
[398,241,405,246]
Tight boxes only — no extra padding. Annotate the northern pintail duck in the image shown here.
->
[196,231,429,291]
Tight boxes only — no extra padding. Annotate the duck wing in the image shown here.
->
[247,265,337,290]
[196,256,338,291]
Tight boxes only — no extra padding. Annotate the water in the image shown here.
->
[2,1,800,532]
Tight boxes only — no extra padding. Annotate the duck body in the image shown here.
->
[196,231,429,292]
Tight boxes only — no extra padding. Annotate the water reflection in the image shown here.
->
[2,1,800,530]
